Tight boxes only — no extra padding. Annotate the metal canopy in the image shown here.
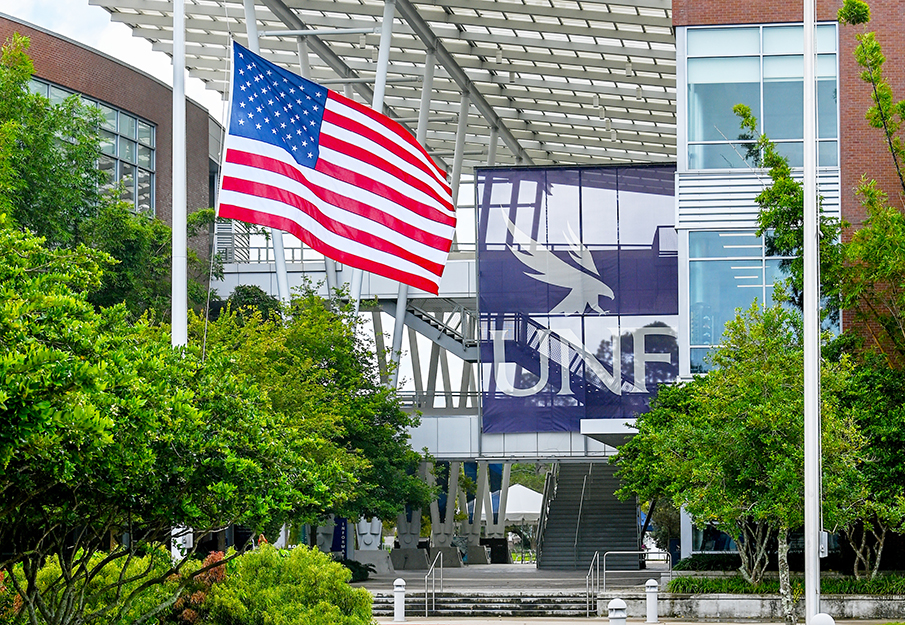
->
[89,0,675,169]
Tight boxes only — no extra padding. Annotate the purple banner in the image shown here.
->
[477,166,679,433]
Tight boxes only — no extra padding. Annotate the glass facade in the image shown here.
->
[686,23,838,169]
[688,231,790,373]
[29,78,156,215]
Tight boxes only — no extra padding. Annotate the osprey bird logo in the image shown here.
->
[504,217,615,315]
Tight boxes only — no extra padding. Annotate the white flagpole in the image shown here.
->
[389,50,436,387]
[171,0,187,349]
[171,0,188,563]
[351,0,397,315]
[243,0,291,304]
[803,0,821,621]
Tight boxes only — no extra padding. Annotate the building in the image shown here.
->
[35,0,905,568]
[0,13,219,225]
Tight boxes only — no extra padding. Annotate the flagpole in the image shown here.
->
[351,0,397,315]
[171,0,187,349]
[389,50,436,387]
[803,0,821,620]
[242,0,291,304]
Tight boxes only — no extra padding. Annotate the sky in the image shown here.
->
[3,0,226,121]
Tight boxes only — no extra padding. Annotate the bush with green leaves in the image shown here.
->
[204,545,373,625]
[667,574,905,596]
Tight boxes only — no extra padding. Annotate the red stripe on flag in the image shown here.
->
[221,174,447,275]
[227,148,455,230]
[218,203,442,294]
[319,125,454,215]
[327,91,449,184]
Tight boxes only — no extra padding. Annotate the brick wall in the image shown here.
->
[673,0,840,27]
[0,15,212,227]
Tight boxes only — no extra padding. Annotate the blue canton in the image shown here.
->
[229,42,327,169]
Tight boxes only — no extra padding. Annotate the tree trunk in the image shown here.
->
[777,526,796,625]
[737,518,772,585]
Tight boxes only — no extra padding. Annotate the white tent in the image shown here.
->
[481,484,544,524]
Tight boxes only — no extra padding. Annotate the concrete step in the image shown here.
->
[370,591,594,617]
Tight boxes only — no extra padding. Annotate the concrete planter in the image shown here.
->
[598,592,905,621]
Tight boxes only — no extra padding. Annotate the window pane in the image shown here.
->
[688,58,760,142]
[688,143,753,169]
[120,163,135,204]
[49,86,70,105]
[765,258,788,306]
[690,259,764,346]
[764,56,803,140]
[28,79,48,97]
[137,169,152,214]
[763,26,803,54]
[687,28,759,56]
[774,141,803,167]
[818,140,838,167]
[138,121,154,147]
[818,75,837,139]
[690,231,761,258]
[99,104,116,131]
[817,24,837,53]
[120,114,137,139]
[99,129,116,156]
[119,137,136,164]
[137,144,153,169]
[98,155,116,194]
[690,348,713,373]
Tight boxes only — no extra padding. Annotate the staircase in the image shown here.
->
[371,590,591,618]
[536,463,638,571]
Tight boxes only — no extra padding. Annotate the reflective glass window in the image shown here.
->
[119,138,136,164]
[687,28,759,56]
[137,169,152,214]
[120,114,137,140]
[137,144,153,169]
[686,23,837,170]
[28,77,156,215]
[688,57,760,143]
[689,231,761,258]
[138,120,154,147]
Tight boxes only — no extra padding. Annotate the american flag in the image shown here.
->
[217,42,455,294]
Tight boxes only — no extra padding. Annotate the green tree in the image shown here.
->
[0,34,104,247]
[733,104,846,324]
[836,358,905,578]
[192,285,435,523]
[614,304,863,625]
[0,217,352,625]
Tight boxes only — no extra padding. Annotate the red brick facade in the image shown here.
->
[674,1,905,336]
[0,15,213,228]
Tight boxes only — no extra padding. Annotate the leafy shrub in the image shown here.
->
[205,544,373,625]
[164,551,228,625]
[667,574,905,595]
[337,559,376,583]
[673,553,742,571]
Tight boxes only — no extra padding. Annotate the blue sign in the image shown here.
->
[477,165,679,433]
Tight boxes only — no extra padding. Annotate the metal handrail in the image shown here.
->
[424,550,443,617]
[573,473,589,567]
[535,464,558,562]
[601,549,672,592]
[586,550,600,617]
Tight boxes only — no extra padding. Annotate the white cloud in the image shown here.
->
[4,0,225,122]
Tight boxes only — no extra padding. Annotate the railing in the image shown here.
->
[586,550,600,617]
[535,464,558,563]
[573,464,593,567]
[424,550,443,617]
[573,473,589,567]
[601,550,672,592]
